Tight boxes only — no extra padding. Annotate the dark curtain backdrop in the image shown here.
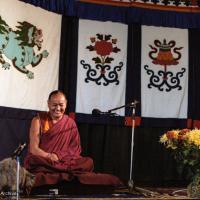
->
[188,28,200,121]
[1,15,200,187]
[0,107,35,161]
[125,23,141,116]
[59,16,78,112]
[58,15,193,186]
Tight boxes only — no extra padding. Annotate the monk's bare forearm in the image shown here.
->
[29,133,49,158]
[30,147,49,158]
[30,145,59,161]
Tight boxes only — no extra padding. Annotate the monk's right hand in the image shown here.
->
[47,153,59,162]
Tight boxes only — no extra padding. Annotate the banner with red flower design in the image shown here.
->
[141,25,188,118]
[76,19,128,115]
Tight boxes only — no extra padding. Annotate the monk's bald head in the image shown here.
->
[48,90,67,102]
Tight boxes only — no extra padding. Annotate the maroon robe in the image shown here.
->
[24,113,123,187]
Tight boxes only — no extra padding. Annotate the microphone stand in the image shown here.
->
[107,102,156,196]
[128,103,136,192]
[16,155,20,200]
[125,106,158,197]
[107,101,138,191]
[107,102,136,113]
[12,143,26,200]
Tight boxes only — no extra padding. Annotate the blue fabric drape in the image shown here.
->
[73,2,200,29]
[19,0,200,28]
[21,0,73,14]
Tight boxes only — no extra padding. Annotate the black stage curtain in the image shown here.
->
[58,15,189,186]
[188,28,200,120]
[78,124,190,186]
[0,15,192,187]
[125,23,141,116]
[0,107,35,161]
[1,16,199,187]
[59,16,78,112]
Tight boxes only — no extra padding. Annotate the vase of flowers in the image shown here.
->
[160,128,200,198]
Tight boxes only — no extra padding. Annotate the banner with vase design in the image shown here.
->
[141,25,188,118]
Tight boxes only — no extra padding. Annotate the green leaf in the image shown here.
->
[92,57,101,63]
[0,26,8,34]
[105,57,114,63]
[113,47,121,53]
[86,45,94,51]
[96,34,103,40]
[105,35,111,41]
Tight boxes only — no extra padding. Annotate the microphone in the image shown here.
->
[92,108,111,115]
[12,143,26,158]
[129,100,140,106]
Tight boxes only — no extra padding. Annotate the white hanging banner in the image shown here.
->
[141,25,188,118]
[0,0,61,111]
[76,19,128,116]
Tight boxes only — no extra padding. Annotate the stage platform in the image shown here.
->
[0,186,193,200]
[17,197,193,200]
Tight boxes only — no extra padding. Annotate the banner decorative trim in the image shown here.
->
[77,0,200,13]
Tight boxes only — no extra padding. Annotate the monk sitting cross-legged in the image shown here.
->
[24,90,123,187]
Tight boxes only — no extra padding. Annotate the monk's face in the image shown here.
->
[48,93,67,120]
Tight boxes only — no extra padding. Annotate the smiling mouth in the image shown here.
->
[54,111,61,113]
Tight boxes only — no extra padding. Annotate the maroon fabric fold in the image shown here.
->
[24,114,123,187]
